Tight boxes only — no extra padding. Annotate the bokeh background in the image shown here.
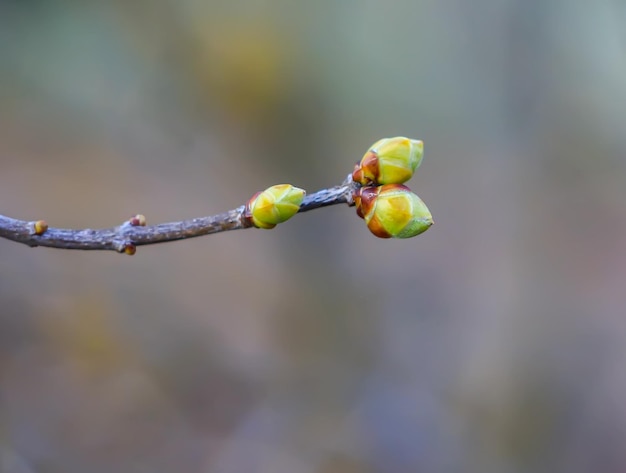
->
[1,1,626,472]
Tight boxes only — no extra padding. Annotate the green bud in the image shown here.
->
[246,184,305,229]
[352,137,423,186]
[356,184,433,238]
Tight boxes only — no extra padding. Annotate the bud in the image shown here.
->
[129,214,147,227]
[352,137,423,186]
[246,184,305,229]
[355,184,433,238]
[33,220,48,236]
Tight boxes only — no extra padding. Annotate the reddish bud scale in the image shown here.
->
[353,186,378,221]
[244,191,275,229]
[130,214,147,226]
[352,151,380,186]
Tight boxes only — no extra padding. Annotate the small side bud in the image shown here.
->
[355,184,433,238]
[129,214,147,226]
[245,184,305,229]
[352,137,423,186]
[123,243,137,255]
[33,220,48,236]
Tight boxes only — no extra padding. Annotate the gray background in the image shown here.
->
[1,1,626,472]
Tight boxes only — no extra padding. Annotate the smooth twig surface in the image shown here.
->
[0,177,358,254]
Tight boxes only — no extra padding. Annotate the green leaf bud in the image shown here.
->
[352,137,423,186]
[246,184,305,229]
[356,184,433,238]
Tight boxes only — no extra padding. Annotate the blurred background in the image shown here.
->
[1,1,626,472]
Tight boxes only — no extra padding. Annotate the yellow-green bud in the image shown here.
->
[352,137,423,186]
[355,184,433,238]
[246,184,305,229]
[33,220,48,235]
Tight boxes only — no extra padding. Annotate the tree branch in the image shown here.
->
[0,176,359,255]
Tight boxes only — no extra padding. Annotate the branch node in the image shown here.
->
[341,172,355,187]
[112,239,135,254]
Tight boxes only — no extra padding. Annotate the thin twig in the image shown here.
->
[0,177,358,255]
